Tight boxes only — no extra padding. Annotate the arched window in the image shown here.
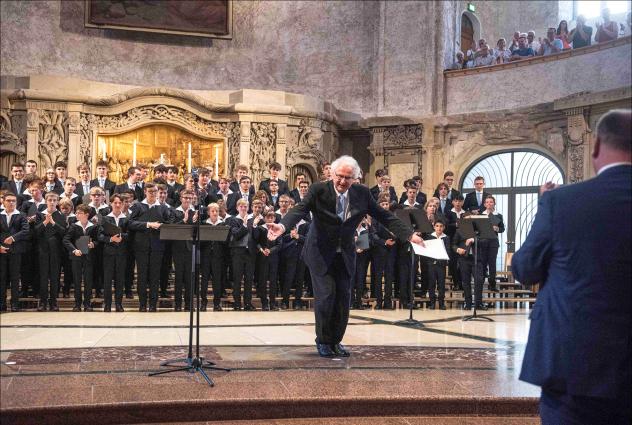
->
[461,150,564,272]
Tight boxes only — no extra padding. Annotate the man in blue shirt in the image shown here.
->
[539,27,564,56]
[510,34,535,61]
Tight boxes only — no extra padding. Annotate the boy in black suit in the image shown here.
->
[19,178,46,298]
[229,164,255,196]
[425,220,450,310]
[452,215,477,310]
[74,164,93,204]
[114,166,144,201]
[165,165,183,205]
[58,198,76,297]
[433,171,461,201]
[91,160,116,195]
[226,176,253,216]
[34,192,66,311]
[352,217,371,310]
[463,176,491,214]
[226,198,257,310]
[259,162,289,196]
[255,211,282,310]
[0,193,30,311]
[172,189,196,311]
[200,203,228,311]
[128,183,174,311]
[370,193,398,309]
[63,204,99,311]
[0,163,26,209]
[60,177,81,209]
[478,196,505,292]
[98,194,129,312]
[43,168,64,194]
[446,195,467,290]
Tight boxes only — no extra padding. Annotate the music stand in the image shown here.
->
[461,216,496,322]
[393,209,427,327]
[148,222,231,386]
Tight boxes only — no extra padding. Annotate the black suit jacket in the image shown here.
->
[280,181,412,277]
[128,203,174,252]
[90,178,116,195]
[226,192,252,216]
[399,191,427,207]
[97,215,129,256]
[259,178,289,196]
[1,181,26,208]
[43,180,64,195]
[463,191,491,212]
[226,215,258,256]
[114,183,144,202]
[370,185,397,202]
[436,198,452,216]
[229,181,255,197]
[0,211,30,254]
[62,222,100,259]
[34,210,66,254]
[74,181,93,200]
[433,188,461,200]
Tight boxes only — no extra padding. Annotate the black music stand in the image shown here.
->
[460,216,496,322]
[393,209,431,327]
[148,223,231,386]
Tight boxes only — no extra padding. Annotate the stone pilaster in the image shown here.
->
[564,107,591,183]
[368,127,385,187]
[239,121,251,171]
[25,109,39,163]
[67,111,82,172]
[275,123,287,179]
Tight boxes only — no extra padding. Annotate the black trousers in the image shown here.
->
[125,250,135,295]
[459,255,481,306]
[201,250,224,306]
[173,249,192,308]
[478,240,499,287]
[92,245,104,294]
[371,246,396,304]
[39,249,61,306]
[103,254,126,307]
[313,253,351,345]
[160,242,172,294]
[231,247,254,306]
[540,388,631,425]
[353,250,370,305]
[428,260,447,303]
[397,244,413,305]
[0,254,22,309]
[71,256,93,308]
[280,247,301,302]
[21,243,39,295]
[61,255,73,295]
[256,252,279,305]
[448,249,462,288]
[135,250,163,308]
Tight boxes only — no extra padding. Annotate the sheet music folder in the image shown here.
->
[101,220,122,236]
[458,215,496,240]
[159,224,230,242]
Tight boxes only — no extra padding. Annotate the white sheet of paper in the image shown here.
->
[412,238,449,260]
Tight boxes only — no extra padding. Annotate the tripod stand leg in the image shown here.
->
[197,367,215,387]
[148,366,192,377]
[202,365,232,372]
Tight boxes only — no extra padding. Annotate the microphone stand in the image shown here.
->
[463,230,493,322]
[395,241,424,327]
[149,176,230,386]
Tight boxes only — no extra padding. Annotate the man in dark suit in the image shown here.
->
[90,160,116,195]
[267,156,422,357]
[0,193,30,311]
[433,171,461,201]
[512,109,631,425]
[74,164,93,204]
[398,178,427,206]
[1,162,26,208]
[226,176,253,216]
[259,162,289,196]
[114,166,144,201]
[288,172,306,203]
[229,164,256,196]
[462,176,491,213]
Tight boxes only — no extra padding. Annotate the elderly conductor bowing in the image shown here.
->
[268,156,423,357]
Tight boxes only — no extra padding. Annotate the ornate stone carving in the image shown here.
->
[27,110,39,129]
[79,114,95,167]
[566,113,589,145]
[568,145,584,183]
[383,125,423,147]
[249,123,277,185]
[546,132,565,156]
[38,110,69,171]
[225,122,240,179]
[286,119,325,175]
[0,109,26,160]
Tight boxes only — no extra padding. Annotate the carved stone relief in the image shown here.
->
[38,110,69,171]
[0,109,27,160]
[249,122,277,185]
[383,125,423,148]
[370,124,424,178]
[286,119,325,178]
[564,111,591,183]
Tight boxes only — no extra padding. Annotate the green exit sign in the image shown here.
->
[467,3,476,12]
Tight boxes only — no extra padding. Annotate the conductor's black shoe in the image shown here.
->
[332,343,351,357]
[475,303,488,311]
[316,343,335,358]
[115,304,124,312]
[213,304,223,312]
[244,304,256,311]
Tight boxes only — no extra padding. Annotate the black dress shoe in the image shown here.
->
[139,306,147,312]
[280,301,289,310]
[72,305,81,312]
[439,303,446,310]
[316,343,335,358]
[233,305,242,311]
[115,304,124,312]
[37,304,47,312]
[95,291,103,298]
[103,306,111,312]
[148,306,157,312]
[261,302,270,311]
[184,306,191,312]
[292,300,302,310]
[428,302,435,310]
[332,343,350,357]
[213,304,223,312]
[243,304,256,311]
[49,303,59,312]
[83,306,93,312]
[174,306,182,312]
[475,303,488,311]
[463,304,472,310]
[270,303,279,311]
[383,301,393,309]
[200,304,207,312]
[11,306,20,312]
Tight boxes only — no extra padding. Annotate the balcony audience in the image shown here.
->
[494,38,511,64]
[569,15,592,49]
[595,8,619,43]
[539,28,564,56]
[556,20,572,49]
[510,34,535,61]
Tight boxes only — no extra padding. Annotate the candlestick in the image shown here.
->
[215,146,219,178]
[100,139,107,161]
[188,142,192,173]
[132,139,137,166]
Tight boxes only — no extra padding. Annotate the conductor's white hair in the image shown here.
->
[331,155,362,179]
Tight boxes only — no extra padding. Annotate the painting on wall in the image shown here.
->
[85,0,232,39]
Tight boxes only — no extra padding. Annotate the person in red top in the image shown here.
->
[595,8,619,43]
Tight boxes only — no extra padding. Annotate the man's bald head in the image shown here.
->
[596,109,631,152]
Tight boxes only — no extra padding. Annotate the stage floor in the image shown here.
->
[0,308,540,424]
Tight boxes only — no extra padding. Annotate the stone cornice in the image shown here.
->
[444,36,631,78]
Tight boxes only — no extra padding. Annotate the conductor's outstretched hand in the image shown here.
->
[267,222,284,240]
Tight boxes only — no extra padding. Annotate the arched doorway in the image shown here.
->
[289,163,316,188]
[460,150,564,271]
[461,13,474,53]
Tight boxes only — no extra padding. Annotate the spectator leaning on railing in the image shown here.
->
[494,38,511,64]
[556,20,572,49]
[474,44,495,67]
[570,15,592,48]
[595,8,619,43]
[527,31,541,54]
[508,31,520,52]
[450,51,465,70]
[510,34,535,61]
[539,27,564,56]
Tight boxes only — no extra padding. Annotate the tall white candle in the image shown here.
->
[215,146,219,178]
[188,142,192,173]
[100,140,107,161]
[132,139,137,166]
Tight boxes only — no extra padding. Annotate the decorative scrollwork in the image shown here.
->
[383,125,423,148]
[249,123,277,185]
[0,109,26,160]
[38,110,69,170]
[568,145,584,183]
